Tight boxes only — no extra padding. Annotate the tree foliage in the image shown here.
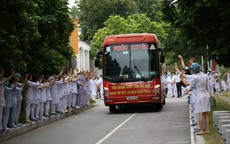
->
[70,5,79,18]
[133,0,163,22]
[90,14,168,58]
[77,0,138,42]
[162,0,230,67]
[0,0,74,75]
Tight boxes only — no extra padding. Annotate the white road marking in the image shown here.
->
[120,127,136,130]
[96,113,136,144]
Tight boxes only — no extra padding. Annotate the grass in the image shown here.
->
[204,92,230,144]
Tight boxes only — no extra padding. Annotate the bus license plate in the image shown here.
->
[127,96,138,100]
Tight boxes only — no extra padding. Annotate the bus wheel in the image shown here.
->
[109,105,116,113]
[156,103,162,110]
[162,97,166,105]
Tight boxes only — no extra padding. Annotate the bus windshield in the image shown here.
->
[104,43,159,82]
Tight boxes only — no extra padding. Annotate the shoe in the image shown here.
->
[196,131,204,135]
[31,118,38,121]
[75,106,80,109]
[15,123,23,127]
[44,114,51,118]
[51,112,58,115]
[191,123,197,127]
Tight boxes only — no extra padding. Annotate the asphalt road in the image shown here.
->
[2,98,190,144]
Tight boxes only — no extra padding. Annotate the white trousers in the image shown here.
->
[25,102,31,121]
[71,93,77,107]
[15,100,22,123]
[39,102,45,118]
[45,101,51,115]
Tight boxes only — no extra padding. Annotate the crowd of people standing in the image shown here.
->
[164,57,230,99]
[0,67,103,133]
[172,55,230,135]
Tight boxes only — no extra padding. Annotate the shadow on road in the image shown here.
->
[109,104,162,114]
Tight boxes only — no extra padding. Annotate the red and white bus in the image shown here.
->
[95,33,166,112]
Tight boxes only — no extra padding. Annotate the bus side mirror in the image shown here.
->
[95,58,100,67]
[160,53,165,63]
[159,48,165,63]
[160,54,165,63]
[94,51,102,67]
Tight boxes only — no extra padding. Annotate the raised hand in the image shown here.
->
[178,55,183,60]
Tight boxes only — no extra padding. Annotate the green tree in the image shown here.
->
[90,14,168,58]
[162,0,230,67]
[133,0,163,22]
[77,0,138,42]
[70,5,79,18]
[0,0,74,75]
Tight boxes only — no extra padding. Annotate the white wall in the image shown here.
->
[77,40,102,77]
[77,41,90,71]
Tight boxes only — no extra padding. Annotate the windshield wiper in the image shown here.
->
[134,66,147,82]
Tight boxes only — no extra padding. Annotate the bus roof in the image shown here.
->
[103,33,159,47]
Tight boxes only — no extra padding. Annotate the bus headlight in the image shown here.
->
[104,87,108,96]
[154,84,160,93]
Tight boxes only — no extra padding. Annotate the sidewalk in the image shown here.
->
[0,104,94,143]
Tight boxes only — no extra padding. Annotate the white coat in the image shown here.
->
[187,72,210,114]
[24,80,39,103]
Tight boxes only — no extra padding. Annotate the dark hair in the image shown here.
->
[184,69,191,75]
[32,75,38,82]
[8,77,15,87]
[27,73,32,80]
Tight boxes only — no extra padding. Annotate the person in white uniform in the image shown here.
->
[0,69,14,132]
[227,70,230,92]
[15,76,27,126]
[24,74,39,122]
[71,74,79,108]
[50,74,59,115]
[174,72,182,98]
[97,75,104,100]
[207,69,215,95]
[89,74,97,101]
[185,63,211,135]
[38,74,47,119]
[44,76,52,117]
[30,76,41,121]
[166,71,175,98]
[0,68,7,132]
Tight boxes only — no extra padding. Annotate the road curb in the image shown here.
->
[189,105,206,144]
[0,104,94,143]
[189,105,196,144]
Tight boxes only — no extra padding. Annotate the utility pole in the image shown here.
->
[206,45,210,70]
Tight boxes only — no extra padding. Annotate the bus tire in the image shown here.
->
[156,103,162,110]
[109,105,116,113]
[162,97,166,105]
